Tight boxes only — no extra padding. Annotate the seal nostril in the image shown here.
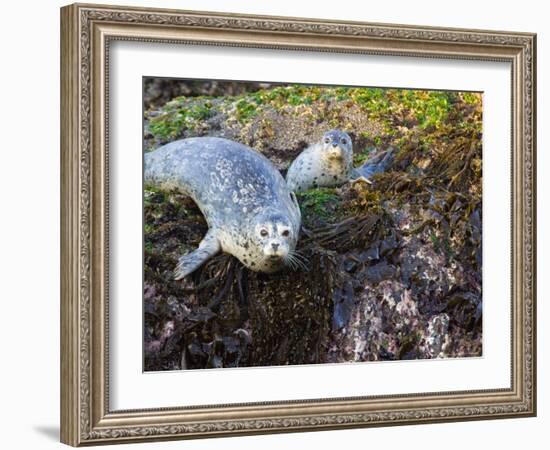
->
[271,243,279,250]
[332,143,338,148]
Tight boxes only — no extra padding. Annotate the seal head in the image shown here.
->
[321,129,353,162]
[220,208,299,273]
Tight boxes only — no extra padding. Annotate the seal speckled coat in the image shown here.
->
[145,137,301,279]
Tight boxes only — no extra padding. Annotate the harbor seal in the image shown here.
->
[144,137,302,279]
[286,129,354,192]
[286,130,394,192]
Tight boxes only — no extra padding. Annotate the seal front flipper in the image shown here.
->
[174,231,221,280]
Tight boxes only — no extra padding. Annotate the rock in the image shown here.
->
[143,82,483,370]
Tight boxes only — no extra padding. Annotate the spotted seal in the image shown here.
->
[144,137,302,279]
[286,130,394,192]
[286,130,355,192]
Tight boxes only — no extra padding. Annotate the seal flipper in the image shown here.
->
[349,168,373,185]
[174,231,221,280]
[350,148,394,183]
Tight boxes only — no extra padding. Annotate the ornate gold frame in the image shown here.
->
[60,3,536,446]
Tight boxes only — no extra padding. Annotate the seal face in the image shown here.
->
[286,129,353,192]
[145,137,301,279]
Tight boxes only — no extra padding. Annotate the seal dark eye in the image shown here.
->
[341,138,347,145]
[324,137,330,144]
[281,230,290,237]
[260,229,268,237]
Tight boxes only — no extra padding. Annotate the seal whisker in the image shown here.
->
[283,254,299,271]
[289,250,308,264]
[288,256,304,272]
[287,255,301,271]
[291,258,304,272]
[286,252,309,272]
[289,250,309,269]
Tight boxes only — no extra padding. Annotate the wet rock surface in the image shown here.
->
[143,80,482,371]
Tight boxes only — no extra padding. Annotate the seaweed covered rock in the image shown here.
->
[143,82,482,370]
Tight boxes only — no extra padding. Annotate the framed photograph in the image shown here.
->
[60,3,536,446]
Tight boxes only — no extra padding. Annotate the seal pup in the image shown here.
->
[286,129,354,193]
[145,137,302,279]
[286,130,394,191]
